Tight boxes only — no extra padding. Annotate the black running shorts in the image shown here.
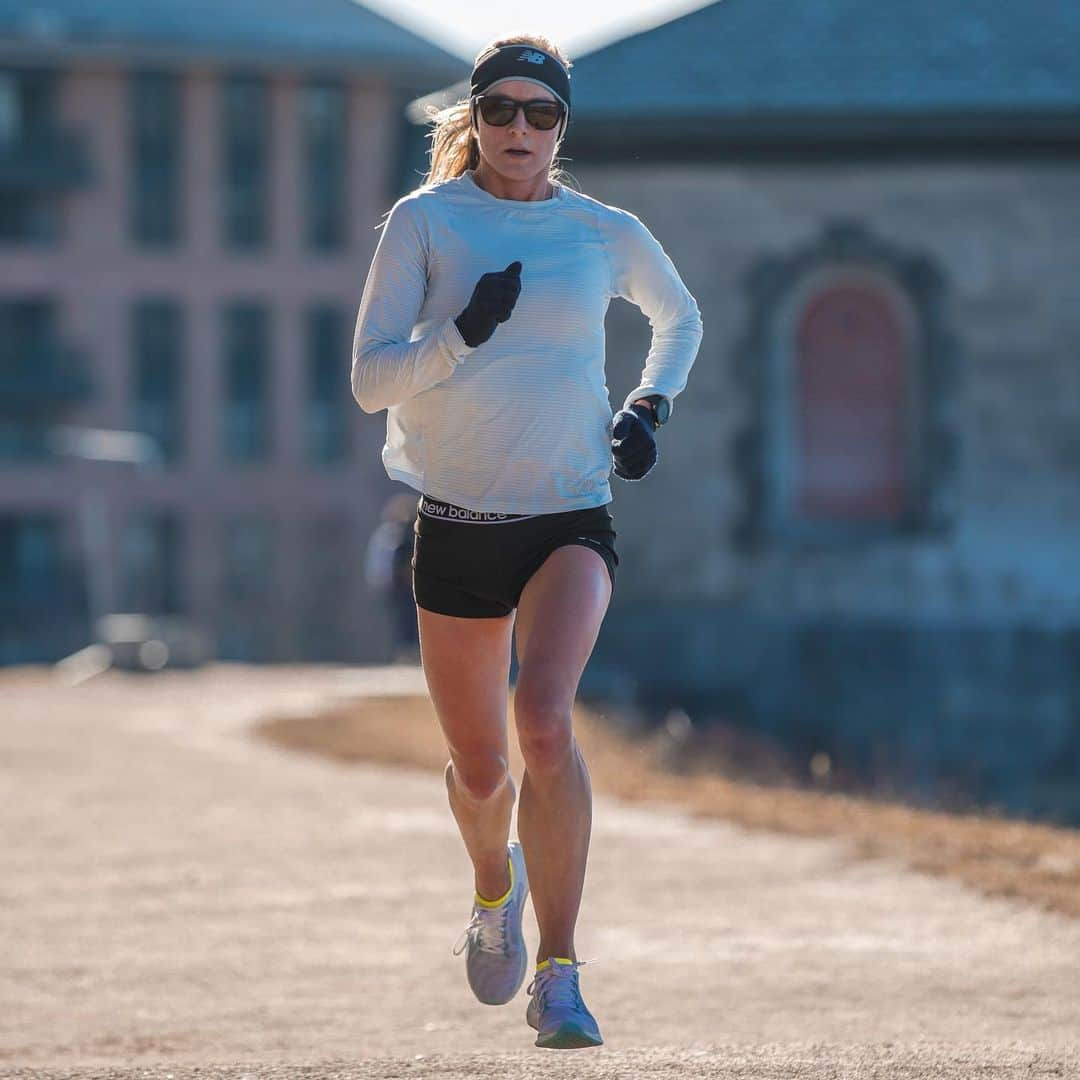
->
[411,493,618,619]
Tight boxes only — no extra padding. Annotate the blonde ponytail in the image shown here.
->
[422,100,479,185]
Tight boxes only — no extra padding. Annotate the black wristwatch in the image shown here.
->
[630,394,670,431]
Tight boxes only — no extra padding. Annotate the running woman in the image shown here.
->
[351,33,702,1049]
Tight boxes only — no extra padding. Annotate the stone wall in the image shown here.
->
[574,159,1080,824]
[575,160,1080,621]
[586,606,1080,826]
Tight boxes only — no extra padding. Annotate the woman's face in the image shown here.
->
[473,79,562,184]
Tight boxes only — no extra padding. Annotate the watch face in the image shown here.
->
[654,397,671,425]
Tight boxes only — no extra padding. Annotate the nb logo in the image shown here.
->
[518,49,547,65]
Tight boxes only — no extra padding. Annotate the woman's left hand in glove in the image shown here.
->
[611,404,658,481]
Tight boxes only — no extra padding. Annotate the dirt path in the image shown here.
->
[1,665,1077,1078]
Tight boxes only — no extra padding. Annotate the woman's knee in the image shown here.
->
[514,690,574,775]
[446,754,511,802]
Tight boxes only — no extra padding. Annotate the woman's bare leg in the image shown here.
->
[511,544,612,963]
[417,606,517,900]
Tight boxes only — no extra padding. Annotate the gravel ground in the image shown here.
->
[3,1045,1079,1079]
[1,665,1078,1079]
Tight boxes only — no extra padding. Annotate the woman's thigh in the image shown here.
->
[513,543,613,715]
[417,606,516,768]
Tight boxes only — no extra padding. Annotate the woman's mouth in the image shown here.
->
[505,149,531,157]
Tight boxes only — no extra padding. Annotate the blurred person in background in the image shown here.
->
[363,493,422,663]
[351,32,701,1049]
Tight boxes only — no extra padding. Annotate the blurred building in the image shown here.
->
[412,4,1080,821]
[0,1,466,663]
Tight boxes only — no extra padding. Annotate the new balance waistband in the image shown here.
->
[418,495,537,524]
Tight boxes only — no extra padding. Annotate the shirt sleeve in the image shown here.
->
[351,196,475,414]
[604,208,703,420]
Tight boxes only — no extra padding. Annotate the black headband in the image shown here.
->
[470,44,571,115]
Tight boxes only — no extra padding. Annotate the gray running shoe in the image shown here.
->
[452,841,529,1005]
[526,958,604,1049]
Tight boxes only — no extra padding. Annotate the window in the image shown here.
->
[219,515,275,660]
[0,514,71,662]
[792,284,911,523]
[0,421,49,461]
[131,71,181,248]
[0,67,55,145]
[0,299,57,462]
[132,299,184,464]
[0,191,58,244]
[0,69,61,244]
[120,512,183,614]
[6,68,53,134]
[298,515,352,660]
[301,83,345,252]
[305,306,348,464]
[222,74,269,249]
[0,71,19,144]
[0,297,52,349]
[0,515,62,602]
[222,303,271,462]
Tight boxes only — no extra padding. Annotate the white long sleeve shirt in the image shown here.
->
[352,170,703,515]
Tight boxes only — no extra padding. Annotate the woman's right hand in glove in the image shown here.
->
[454,261,522,347]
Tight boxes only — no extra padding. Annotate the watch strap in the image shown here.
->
[641,394,669,427]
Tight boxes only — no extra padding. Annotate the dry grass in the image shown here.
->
[256,693,1080,920]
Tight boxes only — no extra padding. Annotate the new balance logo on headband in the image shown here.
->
[471,44,571,111]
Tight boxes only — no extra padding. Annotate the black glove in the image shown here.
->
[454,261,522,348]
[611,404,658,481]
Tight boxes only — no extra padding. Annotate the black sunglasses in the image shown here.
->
[475,94,565,132]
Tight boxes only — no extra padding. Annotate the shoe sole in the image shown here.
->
[534,1023,604,1050]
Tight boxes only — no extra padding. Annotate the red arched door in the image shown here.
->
[795,284,909,521]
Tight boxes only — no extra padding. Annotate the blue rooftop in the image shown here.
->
[409,0,1080,132]
[0,0,467,85]
[572,0,1080,117]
